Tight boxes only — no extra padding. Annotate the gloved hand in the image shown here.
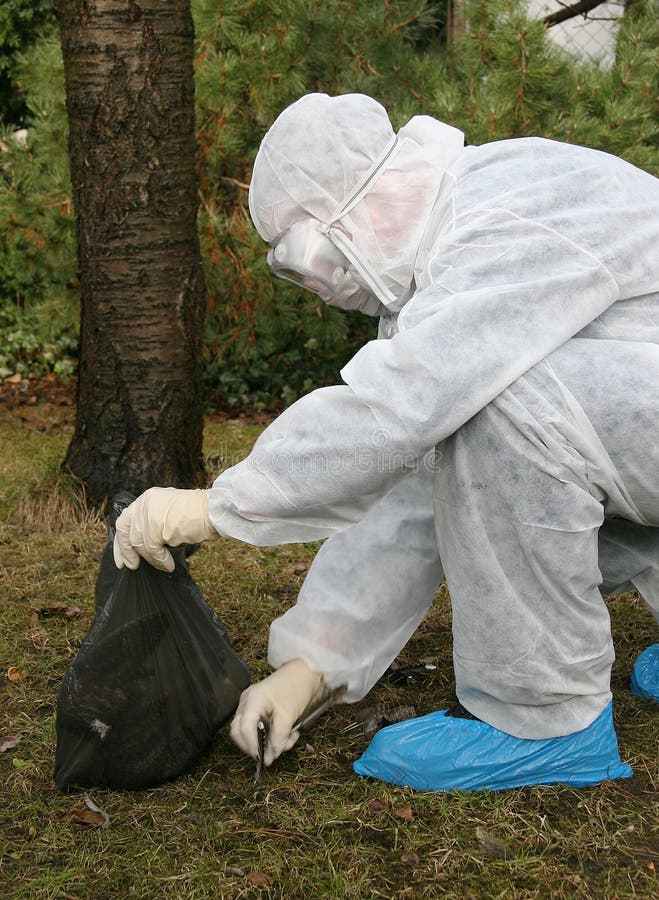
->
[112,487,217,573]
[230,658,325,766]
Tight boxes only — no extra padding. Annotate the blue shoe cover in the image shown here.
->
[631,644,659,701]
[353,702,631,792]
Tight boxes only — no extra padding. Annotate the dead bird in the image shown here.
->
[342,704,417,735]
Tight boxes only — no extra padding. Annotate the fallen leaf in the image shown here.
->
[65,796,110,830]
[476,826,515,860]
[34,603,81,620]
[12,757,29,769]
[226,867,245,877]
[400,852,420,867]
[365,799,387,816]
[394,805,414,822]
[7,666,27,683]
[5,373,22,383]
[246,872,273,887]
[292,563,307,575]
[0,735,21,753]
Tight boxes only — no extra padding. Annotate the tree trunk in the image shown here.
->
[57,0,206,506]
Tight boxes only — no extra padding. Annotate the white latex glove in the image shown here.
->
[113,487,217,573]
[230,659,325,766]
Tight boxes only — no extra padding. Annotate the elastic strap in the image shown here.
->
[325,134,400,226]
[318,134,402,310]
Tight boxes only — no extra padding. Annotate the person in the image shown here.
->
[113,93,659,791]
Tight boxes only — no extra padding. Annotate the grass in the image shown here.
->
[0,398,657,899]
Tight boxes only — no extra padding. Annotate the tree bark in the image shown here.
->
[57,0,206,506]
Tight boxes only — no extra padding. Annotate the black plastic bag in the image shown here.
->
[54,492,250,791]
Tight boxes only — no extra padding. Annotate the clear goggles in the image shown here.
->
[267,219,350,298]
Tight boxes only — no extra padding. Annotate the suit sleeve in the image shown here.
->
[267,455,444,700]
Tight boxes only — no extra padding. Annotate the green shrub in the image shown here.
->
[0,0,55,126]
[0,33,77,379]
[0,0,656,408]
[426,0,658,173]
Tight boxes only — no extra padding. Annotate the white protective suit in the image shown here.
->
[207,94,659,740]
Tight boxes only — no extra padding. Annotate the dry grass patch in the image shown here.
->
[11,475,103,533]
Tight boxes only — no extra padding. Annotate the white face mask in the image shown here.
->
[267,218,388,317]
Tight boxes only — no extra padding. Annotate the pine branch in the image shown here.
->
[542,0,613,28]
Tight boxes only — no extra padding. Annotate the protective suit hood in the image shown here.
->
[248,93,465,314]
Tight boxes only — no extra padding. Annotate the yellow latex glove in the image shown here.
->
[230,659,325,766]
[113,487,217,573]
